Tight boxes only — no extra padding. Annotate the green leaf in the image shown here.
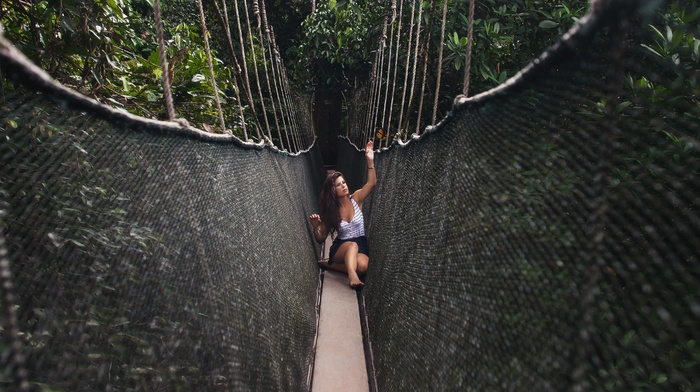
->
[539,20,559,29]
[105,0,125,19]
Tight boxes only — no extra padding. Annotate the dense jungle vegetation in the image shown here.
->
[5,0,695,141]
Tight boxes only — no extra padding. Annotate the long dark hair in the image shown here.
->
[320,171,344,234]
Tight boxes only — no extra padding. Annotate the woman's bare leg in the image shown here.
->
[332,242,364,287]
[356,254,369,276]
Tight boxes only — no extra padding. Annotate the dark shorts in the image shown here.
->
[328,236,369,264]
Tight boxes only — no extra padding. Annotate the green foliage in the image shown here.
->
[293,0,387,89]
[442,0,589,96]
[0,0,249,138]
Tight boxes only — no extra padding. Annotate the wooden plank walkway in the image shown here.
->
[311,236,370,392]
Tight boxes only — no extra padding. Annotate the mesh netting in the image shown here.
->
[0,91,326,390]
[338,2,700,391]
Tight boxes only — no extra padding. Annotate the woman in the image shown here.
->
[309,140,376,288]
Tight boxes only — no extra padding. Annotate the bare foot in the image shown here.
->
[349,274,364,289]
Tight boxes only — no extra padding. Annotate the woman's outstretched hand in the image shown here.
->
[309,214,322,229]
[365,140,374,162]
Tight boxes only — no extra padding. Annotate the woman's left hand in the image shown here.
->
[365,140,374,162]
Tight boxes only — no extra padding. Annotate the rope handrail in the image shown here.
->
[0,31,319,156]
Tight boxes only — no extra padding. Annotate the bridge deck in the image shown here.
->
[311,235,370,391]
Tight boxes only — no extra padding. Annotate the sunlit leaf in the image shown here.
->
[539,20,559,29]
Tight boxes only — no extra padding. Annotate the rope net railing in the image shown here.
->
[339,0,699,390]
[0,32,327,390]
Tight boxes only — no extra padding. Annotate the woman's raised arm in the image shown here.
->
[353,140,377,205]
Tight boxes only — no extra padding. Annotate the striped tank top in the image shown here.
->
[338,196,365,240]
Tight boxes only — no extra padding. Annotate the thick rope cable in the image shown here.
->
[368,45,382,144]
[242,0,272,142]
[153,0,176,121]
[279,62,300,152]
[415,0,435,134]
[212,0,250,140]
[366,14,390,144]
[197,0,227,133]
[364,81,375,144]
[385,0,404,148]
[380,0,397,149]
[369,15,389,144]
[253,0,278,145]
[402,0,424,135]
[364,40,383,144]
[280,63,300,152]
[232,0,263,140]
[432,0,448,124]
[370,15,389,140]
[267,22,296,152]
[462,0,476,97]
[362,56,377,143]
[260,3,291,151]
[273,40,294,151]
[350,88,358,138]
[397,0,418,141]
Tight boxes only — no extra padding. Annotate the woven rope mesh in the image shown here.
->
[337,2,700,391]
[0,91,326,390]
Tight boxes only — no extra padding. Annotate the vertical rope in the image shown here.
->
[397,0,417,141]
[432,0,448,124]
[271,27,297,151]
[253,0,277,145]
[415,0,435,134]
[233,0,263,140]
[261,3,290,151]
[154,0,176,121]
[273,38,294,151]
[402,0,424,135]
[212,0,250,140]
[380,0,397,149]
[462,0,476,97]
[370,16,389,144]
[242,0,272,139]
[279,62,300,152]
[364,84,374,145]
[364,42,382,145]
[385,0,405,148]
[284,65,302,152]
[197,0,227,133]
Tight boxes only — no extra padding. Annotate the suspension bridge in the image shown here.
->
[1,0,699,391]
